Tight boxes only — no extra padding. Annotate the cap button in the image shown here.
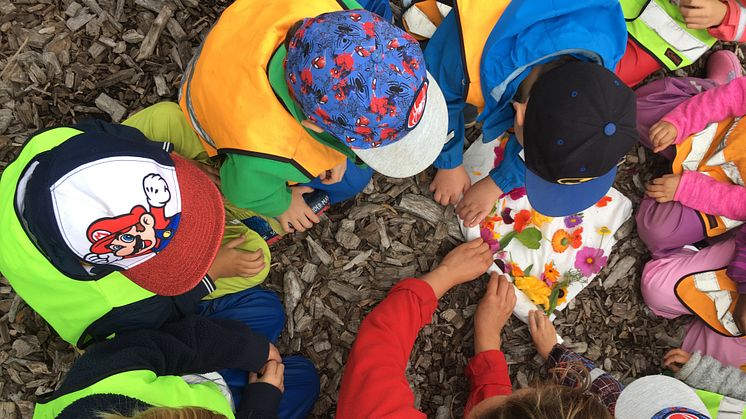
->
[604,122,616,136]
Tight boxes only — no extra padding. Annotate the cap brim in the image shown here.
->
[616,376,709,419]
[124,155,225,296]
[352,71,448,178]
[525,166,616,217]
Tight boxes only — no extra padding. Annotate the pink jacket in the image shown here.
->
[663,77,746,219]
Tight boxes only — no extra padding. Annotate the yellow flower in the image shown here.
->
[532,210,552,228]
[556,287,568,306]
[514,276,551,308]
[598,226,611,236]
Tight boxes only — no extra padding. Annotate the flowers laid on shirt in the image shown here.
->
[564,213,584,228]
[574,247,608,277]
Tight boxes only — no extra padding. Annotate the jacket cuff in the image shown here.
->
[239,382,282,418]
[672,170,695,202]
[465,350,510,387]
[676,350,703,382]
[709,0,739,41]
[392,278,438,323]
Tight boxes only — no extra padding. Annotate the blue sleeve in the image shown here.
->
[424,12,467,169]
[488,135,525,193]
[357,0,393,21]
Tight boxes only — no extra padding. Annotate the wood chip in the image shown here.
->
[136,3,174,61]
[94,93,127,122]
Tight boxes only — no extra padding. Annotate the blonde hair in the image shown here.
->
[98,406,227,419]
[479,361,612,419]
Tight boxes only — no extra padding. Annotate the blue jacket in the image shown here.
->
[425,0,627,193]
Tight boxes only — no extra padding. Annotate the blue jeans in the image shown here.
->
[198,288,319,419]
[303,158,373,205]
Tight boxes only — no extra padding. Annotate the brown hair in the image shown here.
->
[513,56,578,104]
[478,384,612,419]
[477,361,612,419]
[98,406,227,419]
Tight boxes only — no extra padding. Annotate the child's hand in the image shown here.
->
[474,273,517,353]
[456,177,502,227]
[208,236,266,279]
[421,238,493,298]
[529,310,558,360]
[436,238,493,284]
[649,120,678,153]
[663,348,692,372]
[679,0,728,29]
[646,174,682,203]
[249,360,285,393]
[429,166,472,206]
[278,186,320,233]
[320,161,347,185]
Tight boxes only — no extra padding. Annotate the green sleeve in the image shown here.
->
[220,154,311,217]
[122,102,210,161]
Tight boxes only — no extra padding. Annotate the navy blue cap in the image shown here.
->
[522,61,637,216]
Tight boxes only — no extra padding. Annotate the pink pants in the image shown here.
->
[635,77,720,258]
[642,239,746,368]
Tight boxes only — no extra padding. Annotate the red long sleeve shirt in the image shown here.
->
[336,278,512,418]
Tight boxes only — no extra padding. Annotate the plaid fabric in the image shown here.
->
[547,344,624,415]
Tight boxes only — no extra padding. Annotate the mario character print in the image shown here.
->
[49,154,182,273]
[84,174,181,265]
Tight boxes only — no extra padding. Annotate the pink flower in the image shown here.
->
[493,146,505,167]
[480,227,500,253]
[574,247,607,277]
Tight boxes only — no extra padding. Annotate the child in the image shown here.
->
[335,239,614,418]
[178,0,449,234]
[423,0,637,225]
[635,52,746,369]
[617,0,746,87]
[33,315,311,419]
[0,121,318,417]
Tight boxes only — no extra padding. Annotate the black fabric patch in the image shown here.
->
[665,48,683,66]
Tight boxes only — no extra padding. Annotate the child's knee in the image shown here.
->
[640,258,687,319]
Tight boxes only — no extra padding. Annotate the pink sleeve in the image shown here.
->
[674,171,746,220]
[463,350,513,417]
[709,0,746,42]
[336,278,436,419]
[661,77,746,144]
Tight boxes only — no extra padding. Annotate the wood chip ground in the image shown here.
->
[0,1,741,417]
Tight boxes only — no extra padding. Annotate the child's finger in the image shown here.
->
[528,310,538,334]
[466,237,486,248]
[225,235,247,249]
[486,273,499,295]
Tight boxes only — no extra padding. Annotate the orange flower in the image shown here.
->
[569,227,583,249]
[543,262,560,284]
[514,209,532,233]
[508,263,525,277]
[480,214,502,231]
[552,230,570,253]
[596,196,612,207]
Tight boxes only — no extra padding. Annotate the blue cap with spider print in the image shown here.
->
[284,9,448,178]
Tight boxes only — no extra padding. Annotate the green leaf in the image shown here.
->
[546,287,560,314]
[524,264,534,277]
[498,231,517,250]
[515,227,542,249]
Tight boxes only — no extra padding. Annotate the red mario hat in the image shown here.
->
[19,128,224,296]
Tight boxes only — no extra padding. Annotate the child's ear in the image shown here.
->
[301,119,325,133]
[513,101,527,127]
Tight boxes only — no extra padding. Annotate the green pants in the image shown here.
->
[123,102,273,299]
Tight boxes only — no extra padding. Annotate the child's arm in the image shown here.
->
[530,310,623,415]
[464,274,516,416]
[545,344,624,415]
[674,350,746,400]
[661,77,746,144]
[708,0,746,42]
[336,240,493,419]
[673,171,746,220]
